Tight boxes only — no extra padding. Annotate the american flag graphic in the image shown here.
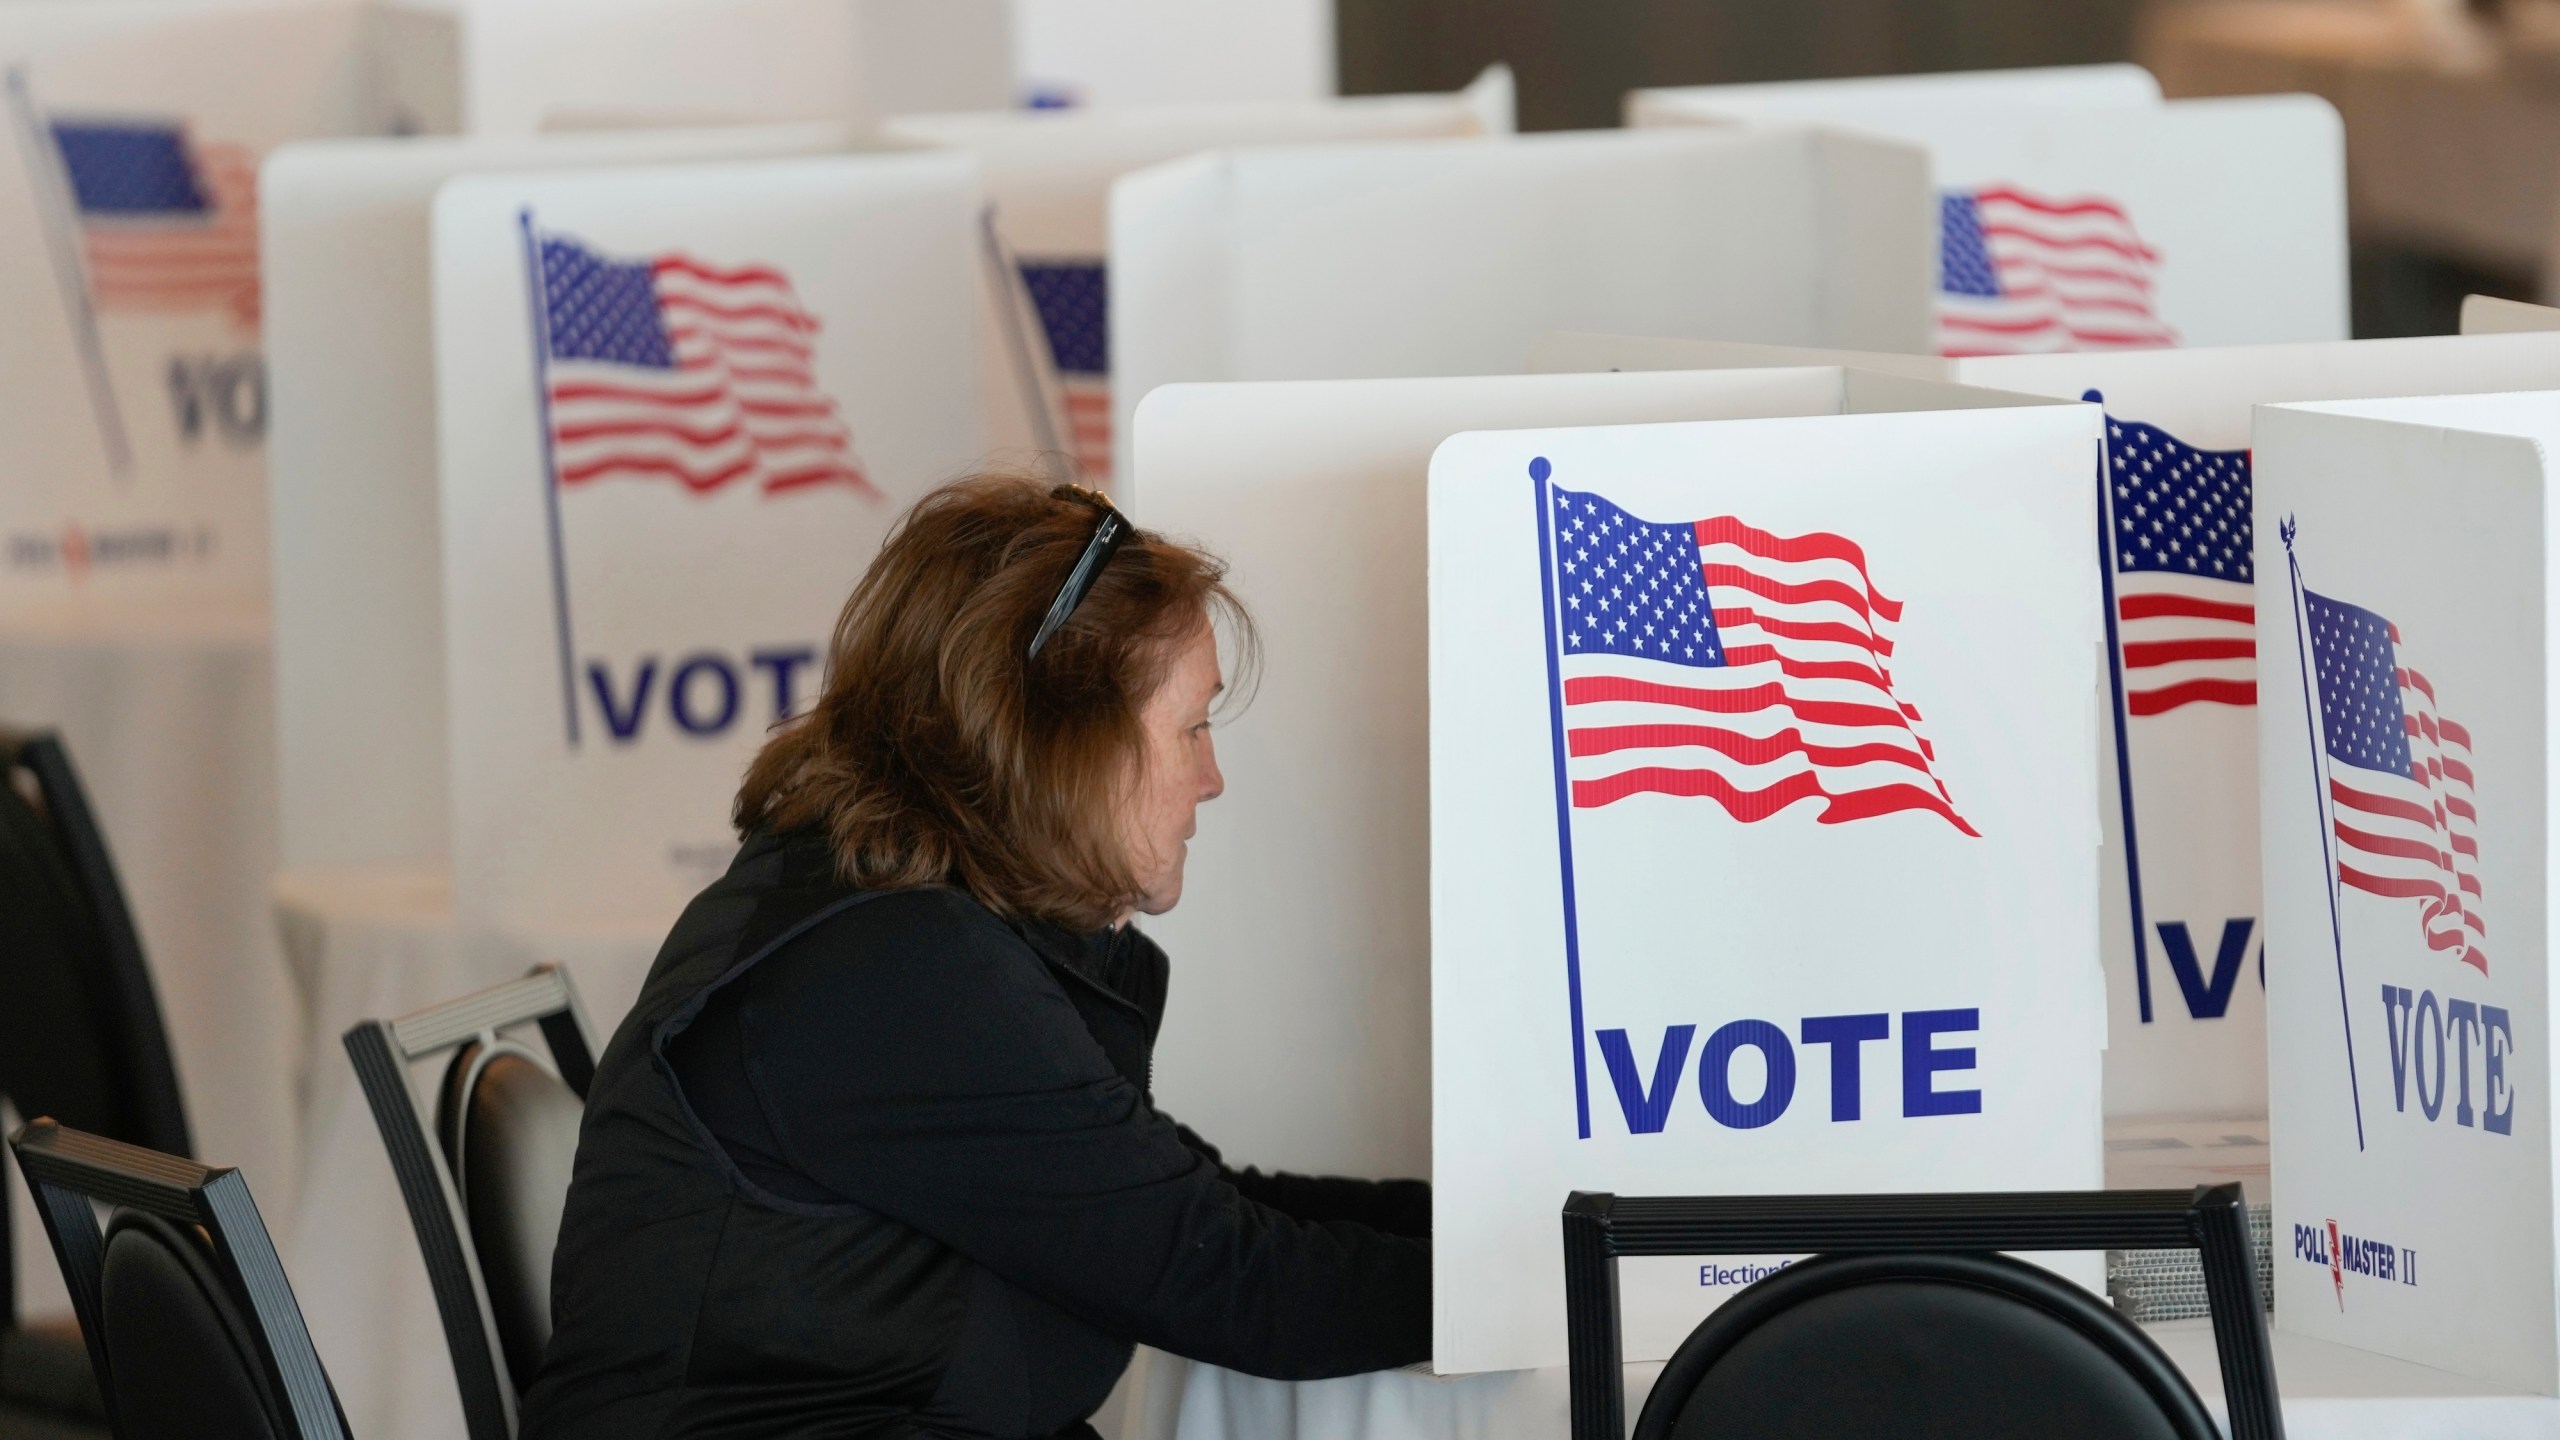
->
[535,228,871,498]
[1937,186,2177,358]
[1543,484,1974,834]
[2106,408,2256,716]
[1019,259,1110,481]
[51,120,258,328]
[2304,589,2484,971]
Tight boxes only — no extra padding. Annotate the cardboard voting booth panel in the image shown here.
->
[1627,63,2162,128]
[1428,394,2107,1375]
[1132,366,2064,1182]
[1636,86,2348,356]
[1013,0,1335,109]
[1111,128,1934,510]
[2463,294,2560,335]
[1531,330,2560,1120]
[265,124,850,877]
[432,153,982,932]
[883,66,1511,486]
[0,0,457,613]
[441,0,1010,135]
[1533,329,1953,381]
[2255,391,2560,1392]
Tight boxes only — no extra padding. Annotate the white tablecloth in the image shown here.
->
[1135,1317,2560,1440]
[0,600,297,1327]
[274,864,663,1440]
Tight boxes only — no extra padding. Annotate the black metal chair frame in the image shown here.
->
[344,965,598,1440]
[1,728,190,1363]
[0,729,188,1153]
[1563,1185,2282,1440]
[9,1118,345,1440]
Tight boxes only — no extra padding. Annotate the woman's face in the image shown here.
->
[1121,623,1225,919]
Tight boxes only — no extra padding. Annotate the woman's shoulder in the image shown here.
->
[750,865,1095,1014]
[744,884,1116,1094]
[723,831,1017,955]
[774,880,1032,982]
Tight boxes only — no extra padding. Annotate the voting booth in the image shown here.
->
[883,66,1511,484]
[2462,294,2560,335]
[448,0,1010,135]
[1133,367,2059,1183]
[265,124,852,883]
[0,0,455,612]
[431,152,983,933]
[0,2,460,1279]
[1128,368,2108,1376]
[1531,330,2560,1125]
[1629,63,2164,125]
[1632,70,2348,356]
[2256,391,2560,1394]
[1428,398,2109,1374]
[1110,128,1937,509]
[1012,0,1334,109]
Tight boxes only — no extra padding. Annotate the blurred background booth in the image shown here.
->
[1629,69,2350,353]
[1109,124,1939,505]
[0,2,463,1327]
[883,66,1513,483]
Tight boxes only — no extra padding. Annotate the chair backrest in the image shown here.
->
[344,966,598,1440]
[438,1038,588,1388]
[8,1118,345,1440]
[98,1210,285,1440]
[1640,1251,2209,1439]
[1562,1186,2282,1440]
[0,730,189,1152]
[0,728,189,1336]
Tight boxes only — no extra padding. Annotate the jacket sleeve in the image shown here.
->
[732,892,1431,1380]
[1172,1123,1432,1239]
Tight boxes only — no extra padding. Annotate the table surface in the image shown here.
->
[2104,1111,2271,1190]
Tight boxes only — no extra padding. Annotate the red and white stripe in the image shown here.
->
[1563,518,1974,834]
[2331,657,2484,971]
[83,140,259,329]
[548,254,872,498]
[2116,572,2256,715]
[1939,186,2178,358]
[1061,374,1111,482]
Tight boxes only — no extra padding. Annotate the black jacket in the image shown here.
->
[520,829,1431,1440]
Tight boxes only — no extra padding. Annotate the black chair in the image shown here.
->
[344,966,598,1440]
[8,1118,345,1440]
[0,729,190,1437]
[1564,1185,2281,1440]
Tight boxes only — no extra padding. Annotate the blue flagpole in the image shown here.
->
[1531,457,1592,1140]
[2086,401,2156,1023]
[518,209,581,749]
[2283,516,2364,1151]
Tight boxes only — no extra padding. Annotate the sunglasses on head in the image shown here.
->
[1027,485,1130,660]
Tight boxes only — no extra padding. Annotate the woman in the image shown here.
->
[522,477,1430,1440]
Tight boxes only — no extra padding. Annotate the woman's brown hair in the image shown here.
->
[736,474,1252,931]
